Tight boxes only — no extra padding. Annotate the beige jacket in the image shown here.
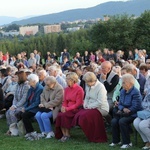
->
[40,82,64,122]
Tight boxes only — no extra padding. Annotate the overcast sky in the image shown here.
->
[0,0,128,18]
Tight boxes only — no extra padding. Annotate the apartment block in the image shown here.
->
[19,26,39,36]
[44,25,61,34]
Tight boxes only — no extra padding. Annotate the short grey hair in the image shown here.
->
[121,73,135,85]
[27,74,39,83]
[121,64,136,73]
[39,69,47,77]
[48,65,60,74]
[44,76,56,84]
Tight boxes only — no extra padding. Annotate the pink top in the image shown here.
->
[63,83,84,111]
[90,54,95,62]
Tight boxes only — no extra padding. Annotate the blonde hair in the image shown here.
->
[66,72,78,83]
[83,72,97,82]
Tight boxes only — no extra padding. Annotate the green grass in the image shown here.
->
[0,118,144,150]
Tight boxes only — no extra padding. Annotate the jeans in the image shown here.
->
[35,111,53,133]
[111,115,134,144]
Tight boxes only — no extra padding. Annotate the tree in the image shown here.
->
[133,11,150,50]
[56,34,66,54]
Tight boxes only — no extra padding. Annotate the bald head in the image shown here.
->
[101,61,112,74]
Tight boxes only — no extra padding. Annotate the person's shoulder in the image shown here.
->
[55,82,64,90]
[38,83,44,90]
[132,86,140,93]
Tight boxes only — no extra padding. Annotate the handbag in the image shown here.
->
[38,107,52,113]
[9,123,19,136]
[137,110,150,120]
[17,120,26,136]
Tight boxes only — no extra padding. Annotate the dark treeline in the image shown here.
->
[0,11,149,58]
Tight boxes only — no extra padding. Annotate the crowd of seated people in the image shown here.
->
[0,48,150,149]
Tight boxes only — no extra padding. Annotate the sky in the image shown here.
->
[0,0,128,18]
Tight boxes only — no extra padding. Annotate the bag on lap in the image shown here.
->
[137,110,150,120]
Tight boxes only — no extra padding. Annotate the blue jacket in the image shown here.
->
[24,83,43,113]
[118,86,142,117]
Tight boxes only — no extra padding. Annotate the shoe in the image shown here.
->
[30,131,39,140]
[0,114,5,119]
[142,143,150,149]
[5,130,11,136]
[142,146,150,149]
[26,136,34,141]
[109,142,121,147]
[120,143,132,149]
[24,133,31,138]
[24,131,36,138]
[37,132,46,138]
[59,136,70,142]
[45,131,55,139]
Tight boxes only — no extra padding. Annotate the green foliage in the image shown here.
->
[3,24,20,32]
[0,11,149,57]
[133,11,150,50]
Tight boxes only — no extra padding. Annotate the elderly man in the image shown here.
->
[38,69,47,87]
[28,53,36,68]
[48,65,67,88]
[123,64,146,97]
[97,61,119,110]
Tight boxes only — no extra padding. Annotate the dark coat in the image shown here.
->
[24,83,43,113]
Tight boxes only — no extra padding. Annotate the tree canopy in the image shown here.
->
[0,11,149,58]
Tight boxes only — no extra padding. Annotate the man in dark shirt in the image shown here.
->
[97,61,119,110]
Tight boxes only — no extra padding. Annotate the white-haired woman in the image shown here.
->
[110,74,142,149]
[35,76,63,139]
[21,74,43,139]
[72,72,109,142]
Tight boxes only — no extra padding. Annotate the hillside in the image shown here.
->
[2,0,150,25]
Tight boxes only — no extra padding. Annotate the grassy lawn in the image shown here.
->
[0,118,144,150]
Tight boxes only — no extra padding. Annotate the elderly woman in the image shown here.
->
[55,72,84,142]
[110,74,142,149]
[35,76,63,139]
[6,69,30,135]
[21,74,43,139]
[72,72,109,142]
[133,88,150,149]
[83,72,109,116]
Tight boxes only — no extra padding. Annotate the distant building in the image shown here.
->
[103,16,110,21]
[66,27,80,32]
[1,30,19,36]
[19,26,39,36]
[44,25,61,34]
